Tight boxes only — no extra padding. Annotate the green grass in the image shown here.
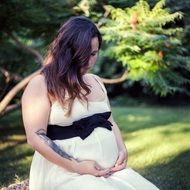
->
[113,106,190,190]
[0,111,34,188]
[0,106,190,189]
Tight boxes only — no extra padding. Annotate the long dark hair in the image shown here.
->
[40,16,102,117]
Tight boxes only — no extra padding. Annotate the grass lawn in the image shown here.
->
[0,105,190,189]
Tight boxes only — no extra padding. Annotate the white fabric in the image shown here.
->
[29,76,159,190]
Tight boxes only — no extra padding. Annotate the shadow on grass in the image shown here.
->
[0,139,34,187]
[139,149,190,190]
[0,149,33,188]
[0,111,34,187]
[0,128,25,143]
[0,111,25,142]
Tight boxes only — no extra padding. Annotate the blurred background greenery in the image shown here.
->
[0,0,190,189]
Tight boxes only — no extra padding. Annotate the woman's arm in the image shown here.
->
[22,75,77,171]
[96,75,127,154]
[97,75,128,171]
[106,98,128,172]
[22,74,111,176]
[106,99,127,155]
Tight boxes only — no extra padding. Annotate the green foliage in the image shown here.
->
[0,0,80,75]
[73,0,97,17]
[1,0,190,98]
[100,0,190,96]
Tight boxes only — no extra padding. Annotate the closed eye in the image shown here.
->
[91,53,96,56]
[90,50,98,56]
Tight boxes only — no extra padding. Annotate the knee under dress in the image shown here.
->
[29,75,160,190]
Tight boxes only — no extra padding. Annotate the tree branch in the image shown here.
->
[101,69,128,84]
[0,32,44,116]
[0,69,41,116]
[6,32,44,66]
[0,67,23,100]
[0,67,22,82]
[0,103,21,116]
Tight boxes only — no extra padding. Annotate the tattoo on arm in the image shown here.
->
[35,129,78,162]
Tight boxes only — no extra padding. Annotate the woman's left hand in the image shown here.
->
[110,150,128,173]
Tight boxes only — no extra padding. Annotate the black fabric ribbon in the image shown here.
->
[47,111,113,140]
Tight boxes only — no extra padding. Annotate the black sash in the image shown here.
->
[47,111,112,140]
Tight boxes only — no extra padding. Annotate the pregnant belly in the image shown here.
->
[55,128,119,169]
[72,128,119,169]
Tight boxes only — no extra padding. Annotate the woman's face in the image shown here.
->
[85,37,99,72]
[88,37,99,68]
[80,37,99,75]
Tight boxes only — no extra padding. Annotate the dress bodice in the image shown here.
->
[48,74,111,126]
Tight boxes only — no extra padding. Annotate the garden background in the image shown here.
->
[0,0,190,189]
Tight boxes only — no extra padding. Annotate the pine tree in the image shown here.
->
[100,0,190,95]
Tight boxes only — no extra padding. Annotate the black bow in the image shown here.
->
[72,112,113,140]
[47,111,113,140]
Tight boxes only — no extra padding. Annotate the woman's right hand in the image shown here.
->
[72,160,112,177]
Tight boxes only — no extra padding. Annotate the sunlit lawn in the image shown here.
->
[114,106,190,190]
[0,106,190,190]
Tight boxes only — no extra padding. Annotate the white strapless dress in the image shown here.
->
[29,76,159,190]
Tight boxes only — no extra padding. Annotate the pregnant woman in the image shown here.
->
[21,16,160,190]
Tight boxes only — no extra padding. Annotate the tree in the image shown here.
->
[1,0,190,116]
[0,0,80,116]
[100,0,190,95]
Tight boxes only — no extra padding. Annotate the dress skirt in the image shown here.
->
[29,127,159,190]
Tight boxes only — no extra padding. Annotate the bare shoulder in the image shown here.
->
[87,73,103,83]
[26,74,46,88]
[22,74,47,101]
